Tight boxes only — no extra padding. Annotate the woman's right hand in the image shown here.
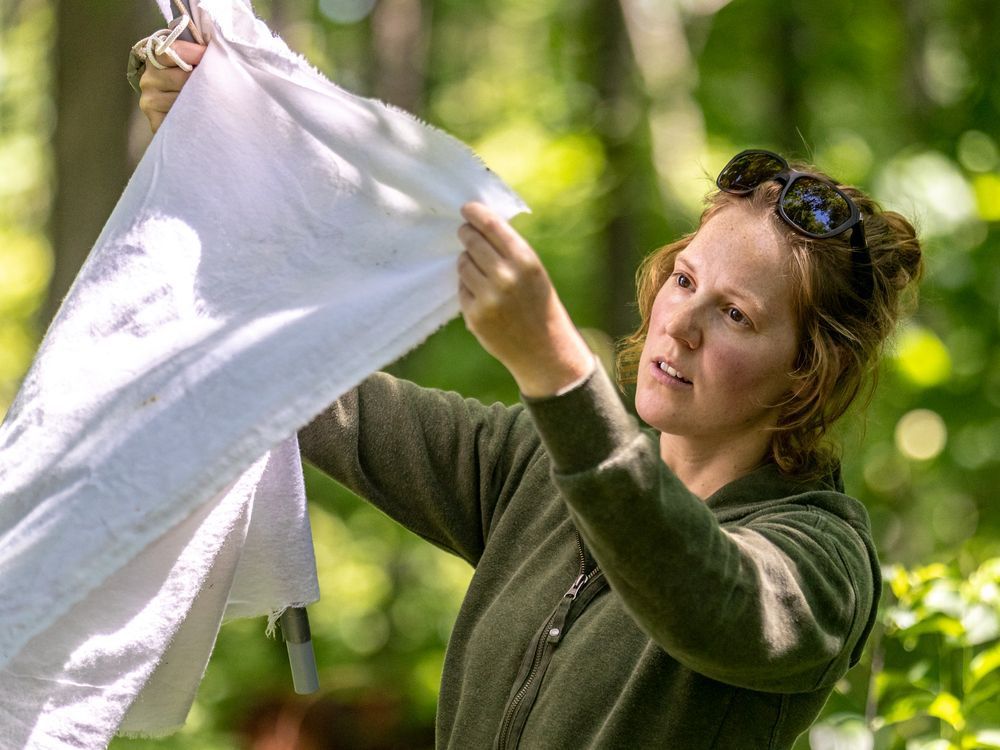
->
[138,40,206,133]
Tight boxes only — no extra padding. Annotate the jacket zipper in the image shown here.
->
[494,533,602,750]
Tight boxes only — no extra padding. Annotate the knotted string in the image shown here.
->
[131,0,205,72]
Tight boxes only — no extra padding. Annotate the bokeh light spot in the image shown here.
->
[893,326,952,388]
[951,421,1000,470]
[863,446,911,494]
[972,173,1000,222]
[809,714,874,750]
[339,612,390,655]
[922,29,973,106]
[318,0,377,24]
[957,130,999,173]
[895,409,947,461]
[929,490,978,546]
[816,130,874,184]
[875,152,978,238]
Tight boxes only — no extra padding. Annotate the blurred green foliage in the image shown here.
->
[811,559,1000,749]
[1,0,998,747]
[0,0,53,408]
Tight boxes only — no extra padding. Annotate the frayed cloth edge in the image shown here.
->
[263,602,316,638]
[265,606,287,638]
[116,724,185,739]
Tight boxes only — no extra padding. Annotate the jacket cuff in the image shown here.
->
[522,362,641,475]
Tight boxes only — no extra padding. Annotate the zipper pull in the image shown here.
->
[565,573,588,600]
[546,574,590,645]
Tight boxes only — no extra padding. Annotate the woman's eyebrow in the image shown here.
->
[720,283,766,318]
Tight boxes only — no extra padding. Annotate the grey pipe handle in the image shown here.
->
[280,607,320,694]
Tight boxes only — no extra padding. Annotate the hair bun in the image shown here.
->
[859,206,924,313]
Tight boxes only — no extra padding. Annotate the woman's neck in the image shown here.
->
[658,430,770,500]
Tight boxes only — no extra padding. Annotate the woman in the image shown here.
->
[139,42,922,749]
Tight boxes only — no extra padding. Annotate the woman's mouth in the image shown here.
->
[655,360,693,385]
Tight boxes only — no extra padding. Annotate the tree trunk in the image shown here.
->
[770,2,811,153]
[45,1,157,324]
[575,0,660,341]
[371,0,430,114]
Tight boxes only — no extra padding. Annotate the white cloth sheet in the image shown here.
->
[0,0,526,746]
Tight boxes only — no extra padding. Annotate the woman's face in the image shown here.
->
[635,203,800,453]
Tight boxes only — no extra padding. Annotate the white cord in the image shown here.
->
[131,6,205,73]
[170,0,206,45]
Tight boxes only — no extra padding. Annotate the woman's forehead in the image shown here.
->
[685,206,788,270]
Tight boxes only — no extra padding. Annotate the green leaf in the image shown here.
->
[875,663,935,700]
[927,692,965,732]
[908,740,959,750]
[907,660,933,684]
[895,613,964,641]
[912,563,953,586]
[879,691,935,725]
[965,680,1000,712]
[970,643,1000,689]
[887,563,912,599]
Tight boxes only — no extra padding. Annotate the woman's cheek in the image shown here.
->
[711,337,796,409]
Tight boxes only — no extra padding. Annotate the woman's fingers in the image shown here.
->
[141,89,180,115]
[459,202,528,259]
[458,203,542,281]
[140,90,178,133]
[458,224,501,276]
[139,69,186,133]
[151,39,206,69]
[140,65,189,94]
[457,221,524,306]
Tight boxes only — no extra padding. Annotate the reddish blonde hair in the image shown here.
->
[616,165,924,477]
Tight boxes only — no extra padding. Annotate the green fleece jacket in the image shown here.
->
[298,365,880,749]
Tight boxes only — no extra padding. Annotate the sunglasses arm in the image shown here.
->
[849,217,866,250]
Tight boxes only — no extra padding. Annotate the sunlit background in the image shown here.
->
[1,0,998,747]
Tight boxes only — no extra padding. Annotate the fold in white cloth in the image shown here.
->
[0,0,526,746]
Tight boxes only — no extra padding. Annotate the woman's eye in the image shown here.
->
[675,272,692,288]
[727,307,749,326]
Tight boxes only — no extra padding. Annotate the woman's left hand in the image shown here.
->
[457,202,594,397]
[138,40,206,133]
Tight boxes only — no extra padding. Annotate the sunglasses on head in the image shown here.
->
[716,149,873,296]
[717,149,867,246]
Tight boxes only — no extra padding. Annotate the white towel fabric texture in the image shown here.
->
[0,0,526,746]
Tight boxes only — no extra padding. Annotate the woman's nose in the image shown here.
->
[662,299,702,350]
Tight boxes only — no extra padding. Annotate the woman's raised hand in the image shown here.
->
[457,202,594,397]
[138,40,206,133]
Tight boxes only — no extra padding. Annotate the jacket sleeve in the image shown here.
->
[298,372,540,567]
[522,364,878,693]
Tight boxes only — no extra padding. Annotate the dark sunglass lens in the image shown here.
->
[718,152,785,192]
[781,177,852,235]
